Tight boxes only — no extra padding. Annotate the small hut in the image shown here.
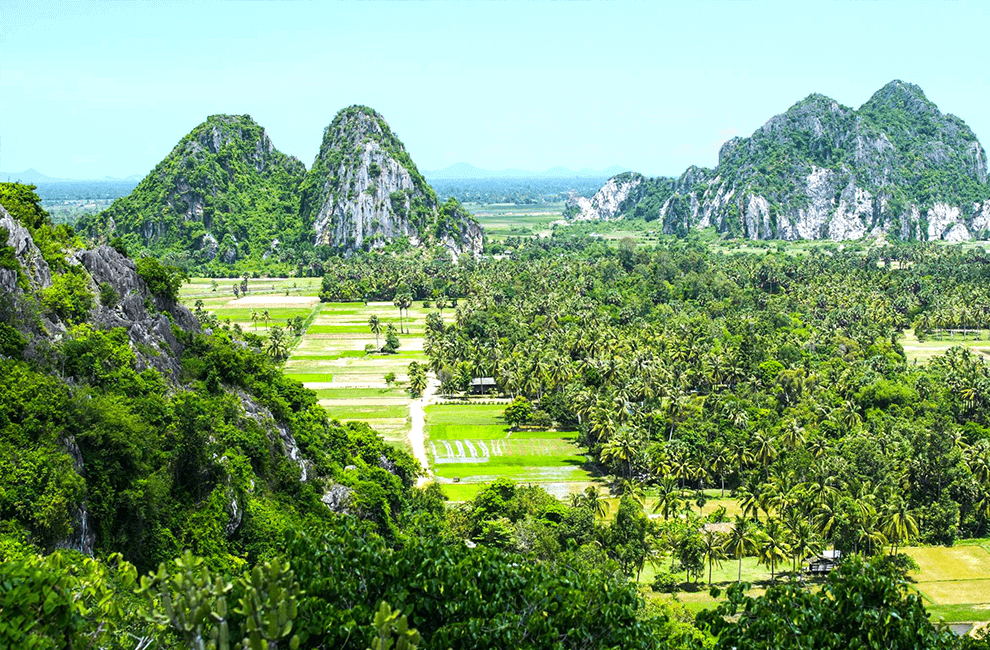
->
[470,377,497,395]
[806,550,842,574]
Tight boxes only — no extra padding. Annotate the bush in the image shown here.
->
[0,322,26,358]
[99,281,119,308]
[136,257,186,302]
[41,270,94,323]
[651,570,679,593]
[530,409,553,429]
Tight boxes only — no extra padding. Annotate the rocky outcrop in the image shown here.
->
[583,81,990,242]
[566,173,645,221]
[300,106,483,258]
[74,244,197,380]
[0,206,51,293]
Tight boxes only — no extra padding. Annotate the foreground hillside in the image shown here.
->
[0,182,421,571]
[573,81,990,241]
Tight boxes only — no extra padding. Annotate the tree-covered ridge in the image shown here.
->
[299,105,483,256]
[78,114,308,269]
[1,184,417,574]
[608,80,990,241]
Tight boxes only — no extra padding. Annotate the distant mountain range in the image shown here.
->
[422,162,629,180]
[1,168,144,183]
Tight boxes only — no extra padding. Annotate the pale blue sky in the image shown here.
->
[1,0,987,179]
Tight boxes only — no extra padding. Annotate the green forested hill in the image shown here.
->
[2,182,417,574]
[78,108,483,275]
[577,81,990,242]
[78,115,308,270]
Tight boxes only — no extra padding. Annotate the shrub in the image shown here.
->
[136,257,186,302]
[0,322,26,358]
[99,282,119,308]
[41,270,94,323]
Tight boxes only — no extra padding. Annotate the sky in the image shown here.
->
[1,0,988,180]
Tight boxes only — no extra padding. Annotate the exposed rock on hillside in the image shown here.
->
[2,203,195,381]
[300,106,483,257]
[566,173,646,221]
[79,114,306,263]
[584,81,990,241]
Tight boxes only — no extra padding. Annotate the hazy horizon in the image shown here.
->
[2,0,988,180]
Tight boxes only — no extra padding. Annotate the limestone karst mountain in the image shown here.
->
[79,114,308,264]
[571,81,990,241]
[81,108,482,265]
[299,105,483,257]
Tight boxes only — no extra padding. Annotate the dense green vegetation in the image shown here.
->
[425,234,990,552]
[78,115,309,272]
[6,181,990,648]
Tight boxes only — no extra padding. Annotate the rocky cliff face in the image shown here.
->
[586,81,990,241]
[300,106,483,257]
[2,204,196,382]
[566,173,646,221]
[80,114,307,264]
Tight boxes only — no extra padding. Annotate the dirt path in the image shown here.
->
[409,374,440,487]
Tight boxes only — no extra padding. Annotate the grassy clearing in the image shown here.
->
[325,403,409,420]
[181,277,322,300]
[312,387,405,399]
[284,373,334,383]
[900,329,990,364]
[208,307,314,322]
[641,542,990,623]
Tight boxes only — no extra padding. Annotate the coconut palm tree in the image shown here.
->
[709,444,731,497]
[612,477,646,507]
[881,495,919,555]
[583,485,610,519]
[368,314,381,350]
[652,478,682,521]
[856,506,888,557]
[758,519,789,583]
[601,425,639,480]
[787,520,821,574]
[265,326,288,361]
[779,419,807,451]
[701,528,727,586]
[724,516,759,583]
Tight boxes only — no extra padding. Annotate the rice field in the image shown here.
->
[181,279,451,452]
[424,402,597,500]
[906,542,990,623]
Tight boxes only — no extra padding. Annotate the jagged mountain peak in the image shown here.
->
[189,114,277,157]
[300,106,482,257]
[863,80,934,111]
[579,80,990,242]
